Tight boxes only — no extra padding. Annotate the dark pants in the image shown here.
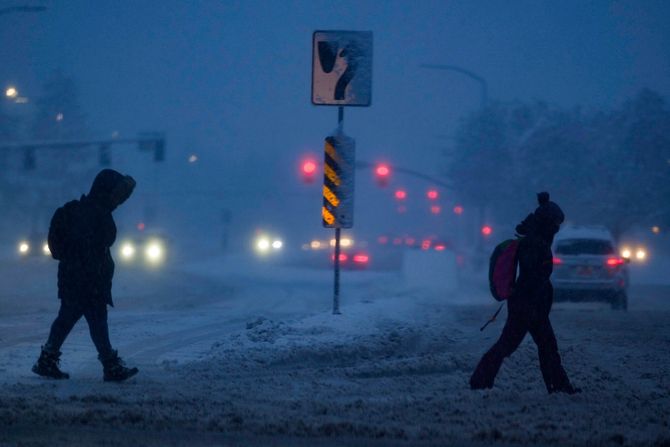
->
[470,304,572,392]
[44,300,114,360]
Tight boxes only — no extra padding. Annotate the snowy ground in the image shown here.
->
[1,252,669,446]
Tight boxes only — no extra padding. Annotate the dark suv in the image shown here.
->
[552,226,628,310]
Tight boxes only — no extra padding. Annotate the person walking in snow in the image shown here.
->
[32,169,139,382]
[470,192,579,394]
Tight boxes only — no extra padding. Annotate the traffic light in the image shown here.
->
[22,147,35,170]
[374,163,390,187]
[300,157,318,183]
[154,138,165,162]
[99,144,111,166]
[138,132,165,162]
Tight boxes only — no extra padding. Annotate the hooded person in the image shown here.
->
[469,192,579,394]
[32,169,139,382]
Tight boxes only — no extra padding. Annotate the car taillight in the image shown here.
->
[331,253,348,262]
[552,257,562,265]
[606,257,625,267]
[353,254,369,263]
[434,244,446,251]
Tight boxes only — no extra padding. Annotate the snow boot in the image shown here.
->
[32,347,70,379]
[101,350,138,382]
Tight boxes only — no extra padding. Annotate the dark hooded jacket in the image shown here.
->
[48,169,136,306]
[511,192,565,314]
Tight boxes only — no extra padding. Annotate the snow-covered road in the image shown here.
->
[1,255,669,446]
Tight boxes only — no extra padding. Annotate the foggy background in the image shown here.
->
[1,0,669,257]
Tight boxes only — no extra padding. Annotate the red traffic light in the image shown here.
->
[426,189,439,200]
[300,158,318,183]
[374,163,391,187]
[481,225,493,237]
[375,164,390,177]
[302,160,317,174]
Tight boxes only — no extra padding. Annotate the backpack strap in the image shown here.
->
[480,303,505,331]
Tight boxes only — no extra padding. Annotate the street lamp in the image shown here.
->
[5,86,18,99]
[420,64,488,108]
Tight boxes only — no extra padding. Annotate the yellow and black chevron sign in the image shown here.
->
[322,133,355,228]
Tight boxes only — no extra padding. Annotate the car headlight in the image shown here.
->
[42,243,51,256]
[255,236,271,254]
[635,248,647,261]
[18,241,30,255]
[621,248,632,259]
[119,242,136,261]
[144,240,165,264]
[272,239,283,250]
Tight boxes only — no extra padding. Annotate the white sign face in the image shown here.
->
[312,30,373,107]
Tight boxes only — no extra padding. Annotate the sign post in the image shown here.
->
[312,30,372,314]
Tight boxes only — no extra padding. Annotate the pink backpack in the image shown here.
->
[488,239,520,301]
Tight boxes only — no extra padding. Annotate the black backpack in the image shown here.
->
[47,200,89,261]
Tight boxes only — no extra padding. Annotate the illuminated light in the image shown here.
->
[331,253,348,262]
[42,243,51,256]
[427,189,439,200]
[434,244,446,251]
[394,189,407,200]
[552,257,562,265]
[137,222,145,231]
[652,226,660,235]
[5,87,18,98]
[453,205,464,215]
[302,160,317,174]
[330,238,336,247]
[56,113,64,122]
[375,164,390,177]
[430,205,441,215]
[405,237,416,246]
[340,237,353,248]
[188,154,198,163]
[421,239,431,250]
[621,248,632,259]
[635,249,646,261]
[18,241,30,254]
[310,240,321,249]
[145,241,164,264]
[392,237,403,245]
[481,225,493,237]
[606,257,625,266]
[272,240,283,250]
[353,254,369,263]
[120,242,136,260]
[377,236,388,245]
[256,237,271,252]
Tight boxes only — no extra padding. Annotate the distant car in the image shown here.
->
[331,250,371,270]
[552,226,629,310]
[16,233,51,259]
[116,231,170,268]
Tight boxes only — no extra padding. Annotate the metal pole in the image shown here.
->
[333,106,344,315]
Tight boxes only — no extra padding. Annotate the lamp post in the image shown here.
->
[420,63,490,264]
[420,64,488,108]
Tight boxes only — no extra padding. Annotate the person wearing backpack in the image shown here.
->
[470,192,579,394]
[32,169,139,382]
